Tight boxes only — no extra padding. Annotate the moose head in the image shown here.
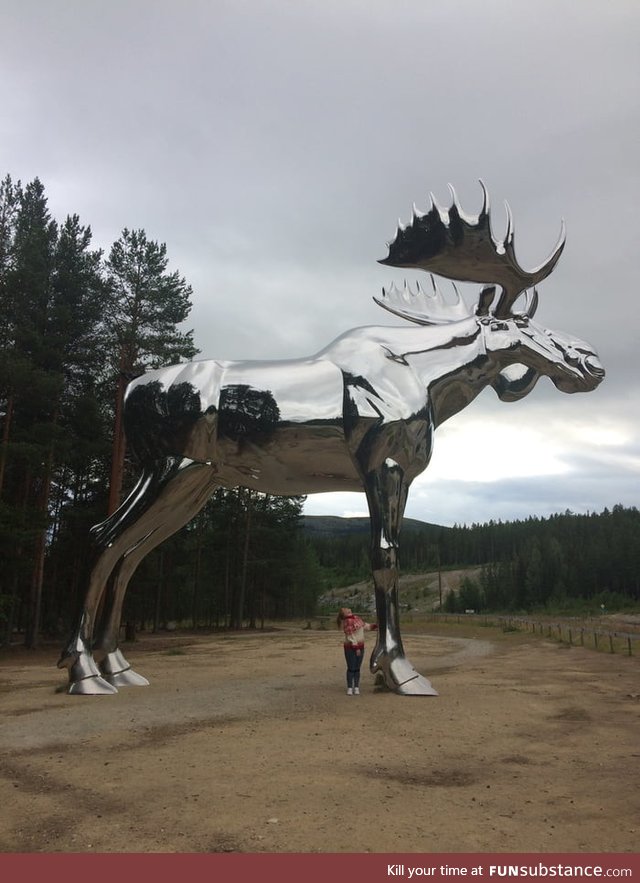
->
[376,182,604,411]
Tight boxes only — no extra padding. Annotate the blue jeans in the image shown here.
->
[344,646,364,688]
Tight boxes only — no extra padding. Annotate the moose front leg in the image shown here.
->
[365,458,438,696]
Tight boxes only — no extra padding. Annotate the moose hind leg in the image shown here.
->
[365,459,438,696]
[59,458,216,695]
[57,468,164,694]
[94,458,219,688]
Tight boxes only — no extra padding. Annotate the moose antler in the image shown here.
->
[374,277,473,326]
[377,181,565,320]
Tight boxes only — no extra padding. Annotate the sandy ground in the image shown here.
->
[0,621,638,854]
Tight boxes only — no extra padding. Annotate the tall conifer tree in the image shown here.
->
[103,228,197,513]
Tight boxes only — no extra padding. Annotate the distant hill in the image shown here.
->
[302,514,446,537]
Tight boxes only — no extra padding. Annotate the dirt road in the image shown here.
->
[1,623,638,853]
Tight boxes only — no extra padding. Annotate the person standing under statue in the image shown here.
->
[337,607,378,695]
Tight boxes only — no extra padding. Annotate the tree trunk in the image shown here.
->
[152,550,165,633]
[107,367,128,516]
[0,391,13,499]
[192,515,204,629]
[1,572,20,647]
[25,423,57,648]
[232,489,253,629]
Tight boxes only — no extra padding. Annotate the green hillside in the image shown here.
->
[302,515,443,537]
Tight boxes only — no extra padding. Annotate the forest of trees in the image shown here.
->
[311,506,640,613]
[1,172,638,649]
[440,505,640,613]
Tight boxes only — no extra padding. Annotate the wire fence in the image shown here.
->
[426,613,640,656]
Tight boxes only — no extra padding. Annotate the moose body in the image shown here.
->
[59,184,604,695]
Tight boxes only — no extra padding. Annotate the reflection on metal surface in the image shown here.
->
[58,183,604,696]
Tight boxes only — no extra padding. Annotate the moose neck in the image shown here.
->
[406,318,508,428]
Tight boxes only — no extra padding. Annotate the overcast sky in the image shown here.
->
[2,0,638,526]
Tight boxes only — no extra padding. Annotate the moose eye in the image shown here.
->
[565,350,581,365]
[490,321,509,331]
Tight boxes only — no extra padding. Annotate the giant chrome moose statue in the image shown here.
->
[59,183,604,695]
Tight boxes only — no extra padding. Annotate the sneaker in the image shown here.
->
[353,687,360,695]
[346,687,353,695]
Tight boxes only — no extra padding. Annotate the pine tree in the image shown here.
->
[0,174,23,499]
[103,228,198,513]
[42,215,110,636]
[0,178,58,645]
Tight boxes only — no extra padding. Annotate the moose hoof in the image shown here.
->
[371,653,438,696]
[67,675,118,695]
[104,668,149,688]
[59,648,118,695]
[99,649,149,687]
[395,673,438,696]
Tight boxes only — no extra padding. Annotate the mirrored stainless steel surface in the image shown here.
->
[58,183,604,696]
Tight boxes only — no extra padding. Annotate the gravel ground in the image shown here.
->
[0,623,638,853]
